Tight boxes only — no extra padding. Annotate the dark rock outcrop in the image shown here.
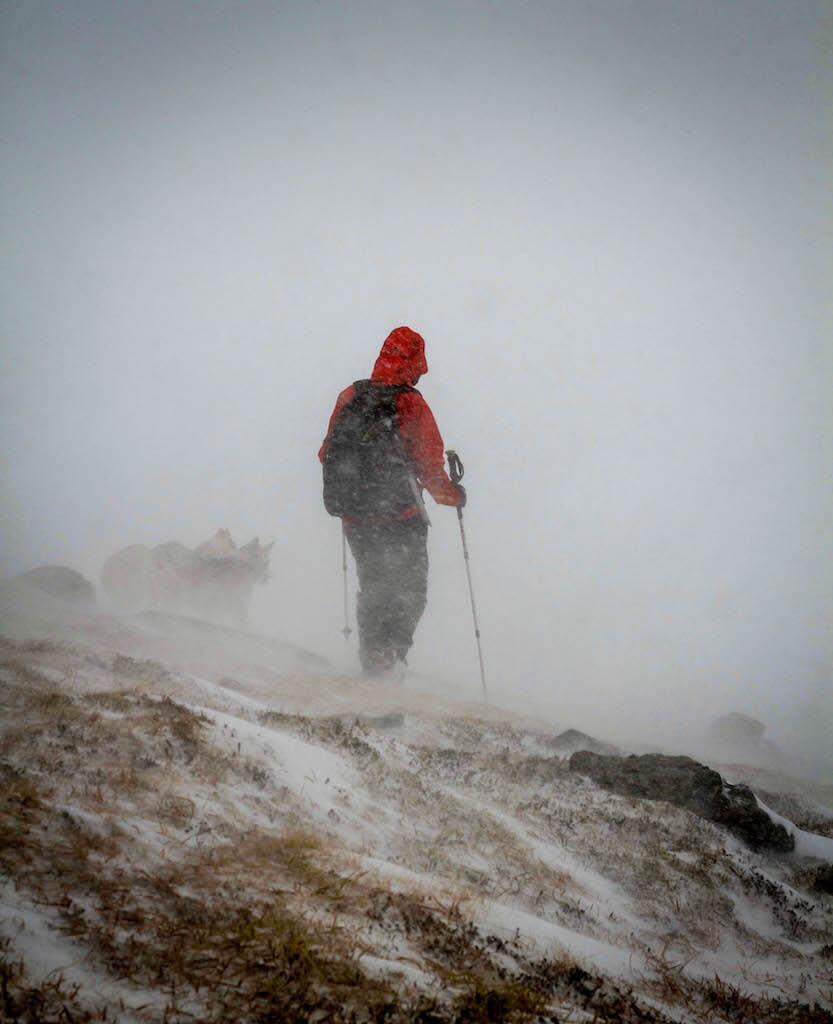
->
[705,712,786,771]
[569,751,794,853]
[709,712,765,745]
[15,566,97,611]
[546,728,620,757]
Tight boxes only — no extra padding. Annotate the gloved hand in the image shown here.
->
[455,484,467,508]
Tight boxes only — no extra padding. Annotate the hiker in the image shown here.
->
[319,326,466,676]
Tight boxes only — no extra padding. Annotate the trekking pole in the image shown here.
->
[340,522,352,640]
[446,450,488,702]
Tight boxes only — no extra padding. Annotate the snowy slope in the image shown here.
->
[1,594,831,1023]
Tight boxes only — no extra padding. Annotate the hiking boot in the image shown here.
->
[361,649,409,684]
[361,648,395,679]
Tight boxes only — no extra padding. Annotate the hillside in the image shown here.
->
[1,584,832,1023]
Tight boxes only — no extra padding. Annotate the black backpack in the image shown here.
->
[322,380,417,518]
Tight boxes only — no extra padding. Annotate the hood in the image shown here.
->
[371,326,428,386]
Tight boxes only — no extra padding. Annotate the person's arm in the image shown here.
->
[318,385,355,463]
[397,391,463,506]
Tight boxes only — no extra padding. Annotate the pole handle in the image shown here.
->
[446,449,464,485]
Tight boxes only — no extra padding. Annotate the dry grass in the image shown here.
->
[259,709,383,766]
[0,681,226,791]
[640,946,833,1023]
[0,940,118,1024]
[111,652,175,686]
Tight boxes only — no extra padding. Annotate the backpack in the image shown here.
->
[322,380,417,518]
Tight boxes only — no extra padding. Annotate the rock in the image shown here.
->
[709,712,766,746]
[15,566,97,611]
[569,751,794,853]
[546,728,620,757]
[704,713,784,771]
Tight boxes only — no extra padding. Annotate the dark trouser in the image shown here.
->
[344,517,428,673]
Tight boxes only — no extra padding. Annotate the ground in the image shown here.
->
[0,588,831,1022]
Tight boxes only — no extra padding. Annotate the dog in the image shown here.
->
[101,529,273,629]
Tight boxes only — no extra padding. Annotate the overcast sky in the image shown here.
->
[1,1,830,764]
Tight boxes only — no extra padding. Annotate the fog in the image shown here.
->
[2,2,830,768]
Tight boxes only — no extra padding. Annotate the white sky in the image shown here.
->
[1,1,830,763]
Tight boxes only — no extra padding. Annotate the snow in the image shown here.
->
[755,796,833,860]
[478,800,649,930]
[358,952,439,989]
[477,900,636,977]
[188,673,270,712]
[0,882,167,1023]
[199,705,373,842]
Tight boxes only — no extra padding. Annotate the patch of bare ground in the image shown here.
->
[2,683,208,782]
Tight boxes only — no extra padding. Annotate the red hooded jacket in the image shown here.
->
[319,326,462,519]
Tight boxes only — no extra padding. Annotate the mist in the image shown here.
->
[2,1,830,770]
